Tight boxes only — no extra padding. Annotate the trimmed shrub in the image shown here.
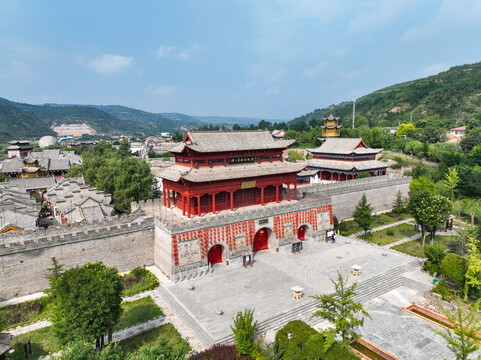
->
[276,320,318,360]
[190,344,253,360]
[423,244,446,275]
[432,279,455,301]
[386,230,394,236]
[356,173,372,179]
[440,253,468,291]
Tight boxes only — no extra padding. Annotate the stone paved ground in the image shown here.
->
[359,286,481,360]
[162,236,421,344]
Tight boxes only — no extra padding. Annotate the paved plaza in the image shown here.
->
[157,235,450,359]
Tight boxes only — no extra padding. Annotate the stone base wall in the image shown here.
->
[0,220,155,300]
[154,204,333,275]
[302,176,411,220]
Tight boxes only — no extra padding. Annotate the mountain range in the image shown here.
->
[292,61,481,130]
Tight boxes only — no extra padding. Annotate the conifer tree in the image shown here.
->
[392,190,405,214]
[231,309,257,357]
[353,193,373,234]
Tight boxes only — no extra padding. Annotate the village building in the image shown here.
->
[155,131,334,274]
[0,186,40,233]
[307,138,390,181]
[271,129,286,139]
[321,114,342,137]
[449,125,466,137]
[6,140,33,158]
[43,177,114,225]
[0,149,81,178]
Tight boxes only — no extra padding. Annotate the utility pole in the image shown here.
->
[352,99,356,129]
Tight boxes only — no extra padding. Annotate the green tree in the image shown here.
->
[392,190,405,214]
[353,194,373,234]
[47,261,124,346]
[396,123,416,136]
[311,271,371,346]
[423,194,452,243]
[443,167,460,203]
[428,299,481,360]
[465,237,481,301]
[287,150,304,161]
[127,335,190,360]
[231,308,257,357]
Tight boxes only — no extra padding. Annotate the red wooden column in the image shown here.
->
[163,189,166,207]
[260,187,265,206]
[287,184,290,201]
[197,195,201,216]
[230,191,234,211]
[212,193,216,214]
[352,174,355,180]
[182,194,186,216]
[167,189,171,208]
[187,194,191,218]
[294,183,297,200]
[276,185,279,203]
[337,173,340,181]
[330,173,333,181]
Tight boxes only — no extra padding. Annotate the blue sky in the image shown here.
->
[1,0,481,120]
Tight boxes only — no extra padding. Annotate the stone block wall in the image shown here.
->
[302,176,411,220]
[0,219,155,300]
[154,203,333,275]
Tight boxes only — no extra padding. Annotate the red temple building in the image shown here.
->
[154,131,334,276]
[160,131,307,218]
[307,138,390,181]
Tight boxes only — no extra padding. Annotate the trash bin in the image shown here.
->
[433,279,438,285]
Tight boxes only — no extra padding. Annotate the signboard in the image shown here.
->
[258,218,268,225]
[241,181,256,189]
[228,156,255,165]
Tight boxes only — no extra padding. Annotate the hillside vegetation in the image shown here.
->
[292,61,481,130]
[0,101,55,143]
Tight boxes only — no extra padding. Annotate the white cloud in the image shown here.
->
[147,85,175,96]
[88,54,133,75]
[156,46,176,58]
[155,44,201,59]
[421,62,449,77]
[178,44,201,59]
[302,61,327,79]
[266,86,280,95]
[402,0,481,42]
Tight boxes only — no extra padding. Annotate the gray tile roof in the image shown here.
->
[308,159,391,171]
[308,138,382,155]
[173,131,295,153]
[159,161,307,183]
[6,176,57,190]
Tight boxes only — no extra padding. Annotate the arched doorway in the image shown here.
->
[253,228,270,252]
[298,225,308,241]
[207,244,223,264]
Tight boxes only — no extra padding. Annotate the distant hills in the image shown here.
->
[0,98,283,144]
[292,61,481,130]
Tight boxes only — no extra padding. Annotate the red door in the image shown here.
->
[298,226,306,241]
[208,244,223,264]
[253,228,269,252]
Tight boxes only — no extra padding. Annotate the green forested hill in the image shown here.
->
[292,61,481,129]
[0,101,55,143]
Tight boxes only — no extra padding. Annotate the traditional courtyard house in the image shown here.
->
[44,177,114,225]
[0,187,40,233]
[321,114,342,137]
[155,131,334,274]
[307,138,390,181]
[6,140,33,158]
[0,149,81,179]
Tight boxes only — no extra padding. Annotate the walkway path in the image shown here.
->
[383,233,422,249]
[350,218,413,238]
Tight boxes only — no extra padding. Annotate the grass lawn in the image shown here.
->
[340,212,410,236]
[10,326,59,360]
[392,234,461,258]
[118,323,185,355]
[121,268,159,297]
[0,296,52,331]
[8,297,163,359]
[360,223,419,246]
[113,296,163,332]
